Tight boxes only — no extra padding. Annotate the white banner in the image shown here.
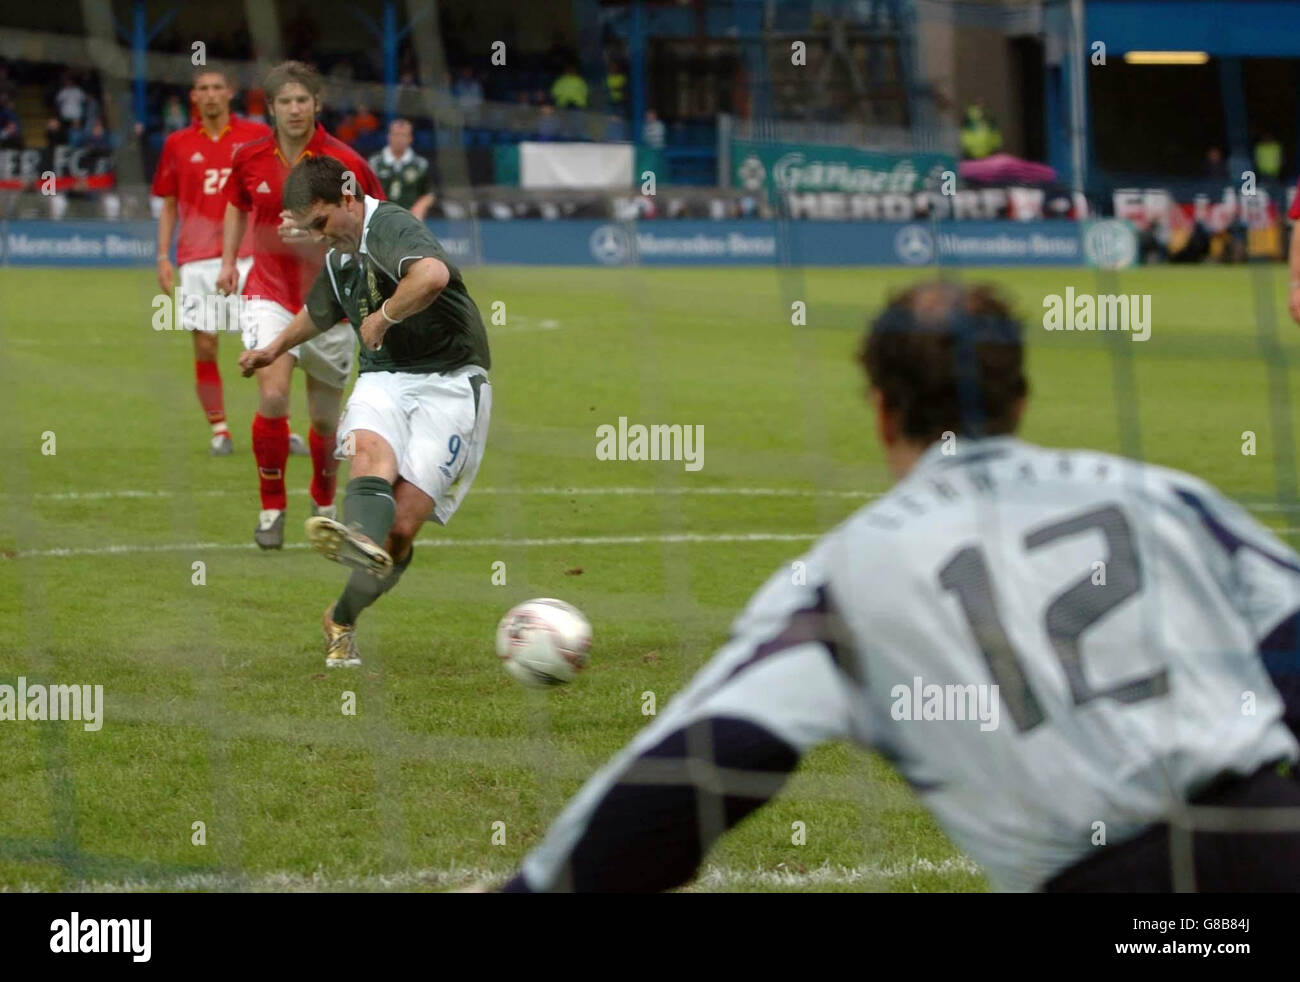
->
[519,143,634,189]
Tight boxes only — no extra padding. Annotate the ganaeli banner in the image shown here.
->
[0,146,116,191]
[731,139,954,196]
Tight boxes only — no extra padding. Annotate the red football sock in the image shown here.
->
[309,427,339,507]
[252,413,290,510]
[195,360,226,430]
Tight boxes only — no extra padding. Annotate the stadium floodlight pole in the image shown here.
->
[629,0,647,145]
[1067,0,1087,204]
[349,1,430,124]
[113,0,178,133]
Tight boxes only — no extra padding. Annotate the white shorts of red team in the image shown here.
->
[179,256,253,333]
[337,365,492,526]
[239,297,354,390]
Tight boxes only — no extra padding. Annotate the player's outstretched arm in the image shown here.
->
[238,307,323,377]
[500,566,862,893]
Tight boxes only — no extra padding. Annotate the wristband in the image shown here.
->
[381,299,401,325]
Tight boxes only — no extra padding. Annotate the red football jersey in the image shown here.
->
[1289,177,1300,221]
[226,123,385,312]
[151,116,270,265]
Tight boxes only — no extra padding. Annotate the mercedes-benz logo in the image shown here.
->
[590,224,633,265]
[894,225,935,265]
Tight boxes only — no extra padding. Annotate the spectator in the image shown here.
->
[453,66,484,125]
[0,62,18,106]
[327,59,356,116]
[367,118,435,219]
[0,93,21,149]
[337,101,378,146]
[83,118,113,153]
[390,69,423,121]
[1204,146,1228,180]
[605,55,627,114]
[507,90,533,133]
[82,93,103,131]
[163,93,189,134]
[959,100,1002,160]
[551,62,588,109]
[643,108,666,149]
[54,72,87,135]
[243,68,267,124]
[605,113,627,142]
[536,103,559,141]
[1254,133,1283,181]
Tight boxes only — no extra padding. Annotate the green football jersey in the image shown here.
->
[367,149,432,210]
[305,198,490,376]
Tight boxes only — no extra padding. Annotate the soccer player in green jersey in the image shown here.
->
[238,154,491,667]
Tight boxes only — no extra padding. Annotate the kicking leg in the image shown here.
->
[308,428,399,580]
[333,476,429,618]
[315,434,418,667]
[379,477,434,574]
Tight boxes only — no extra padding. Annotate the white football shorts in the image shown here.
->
[178,256,252,333]
[337,365,492,525]
[240,297,354,390]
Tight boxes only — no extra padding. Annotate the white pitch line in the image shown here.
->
[2,531,820,561]
[16,486,878,503]
[24,857,983,893]
[15,486,1300,516]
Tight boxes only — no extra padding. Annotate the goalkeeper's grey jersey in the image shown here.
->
[514,436,1300,892]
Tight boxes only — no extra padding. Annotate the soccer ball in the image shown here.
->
[496,598,592,688]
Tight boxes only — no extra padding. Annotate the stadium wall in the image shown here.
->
[0,219,1123,268]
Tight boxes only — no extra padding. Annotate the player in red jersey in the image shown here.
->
[217,61,384,549]
[152,67,269,455]
[1287,181,1300,326]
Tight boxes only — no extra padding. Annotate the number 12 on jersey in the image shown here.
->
[939,504,1169,732]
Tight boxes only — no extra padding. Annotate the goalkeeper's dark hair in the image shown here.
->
[283,155,349,213]
[858,281,1028,443]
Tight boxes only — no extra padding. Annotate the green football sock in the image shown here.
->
[333,542,415,626]
[331,477,397,626]
[382,545,415,596]
[343,475,396,544]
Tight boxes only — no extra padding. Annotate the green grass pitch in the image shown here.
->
[0,263,1297,892]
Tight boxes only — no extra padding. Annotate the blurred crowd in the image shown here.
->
[0,45,650,161]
